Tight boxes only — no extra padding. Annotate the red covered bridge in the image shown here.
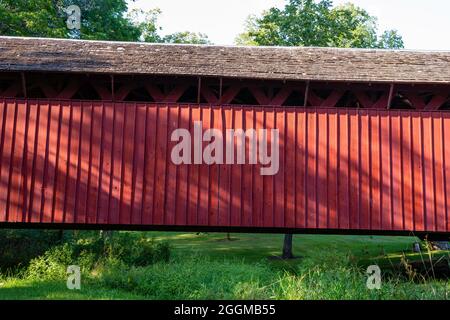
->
[1,36,450,239]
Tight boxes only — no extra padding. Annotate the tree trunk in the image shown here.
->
[282,234,294,259]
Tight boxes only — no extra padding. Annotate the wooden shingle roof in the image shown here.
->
[1,36,450,84]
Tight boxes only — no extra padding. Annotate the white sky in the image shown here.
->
[128,0,450,50]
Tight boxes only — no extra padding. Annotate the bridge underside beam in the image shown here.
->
[0,72,449,110]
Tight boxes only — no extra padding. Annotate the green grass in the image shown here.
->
[0,278,145,300]
[0,232,449,300]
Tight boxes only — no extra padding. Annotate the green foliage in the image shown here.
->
[163,31,211,44]
[0,0,66,38]
[105,233,171,266]
[1,232,449,300]
[99,256,273,300]
[237,0,404,49]
[128,8,162,43]
[0,1,211,44]
[97,252,449,300]
[22,232,171,281]
[0,0,141,40]
[0,229,62,271]
[26,243,75,280]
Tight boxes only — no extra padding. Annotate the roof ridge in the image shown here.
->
[1,35,450,54]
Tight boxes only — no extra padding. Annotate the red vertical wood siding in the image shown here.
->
[0,99,449,234]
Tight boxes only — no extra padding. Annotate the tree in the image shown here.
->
[163,31,211,45]
[0,1,211,44]
[237,0,404,259]
[128,8,162,43]
[0,0,142,41]
[236,0,404,49]
[0,0,67,38]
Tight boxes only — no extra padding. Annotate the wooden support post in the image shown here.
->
[197,77,201,104]
[111,75,115,101]
[249,86,270,105]
[57,79,81,99]
[425,94,449,110]
[321,90,345,107]
[163,84,189,103]
[219,85,241,104]
[145,84,165,101]
[387,83,395,109]
[270,87,293,106]
[303,81,310,107]
[21,72,27,98]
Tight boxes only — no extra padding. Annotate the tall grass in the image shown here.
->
[96,251,449,300]
[1,231,449,300]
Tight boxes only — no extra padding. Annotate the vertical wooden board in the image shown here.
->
[443,113,450,232]
[142,105,157,225]
[253,107,264,227]
[422,115,435,231]
[28,103,43,223]
[48,102,61,224]
[54,103,69,223]
[187,106,200,226]
[9,102,27,222]
[231,108,243,226]
[23,102,38,223]
[35,103,50,223]
[401,113,414,231]
[242,108,254,227]
[0,100,6,222]
[97,103,113,224]
[131,105,146,225]
[282,108,294,228]
[64,103,81,224]
[327,110,338,229]
[390,111,403,230]
[86,103,102,224]
[380,111,392,230]
[164,105,179,226]
[349,110,359,229]
[295,110,306,228]
[109,103,125,224]
[119,103,136,225]
[21,101,32,223]
[219,107,232,226]
[370,112,381,230]
[74,103,91,224]
[110,103,128,223]
[306,110,317,228]
[153,105,168,225]
[262,108,274,227]
[0,102,16,221]
[175,105,190,226]
[274,108,285,228]
[359,110,370,230]
[198,106,210,226]
[411,113,424,231]
[317,110,328,229]
[208,107,221,226]
[338,110,350,229]
[433,114,446,232]
[40,103,60,223]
